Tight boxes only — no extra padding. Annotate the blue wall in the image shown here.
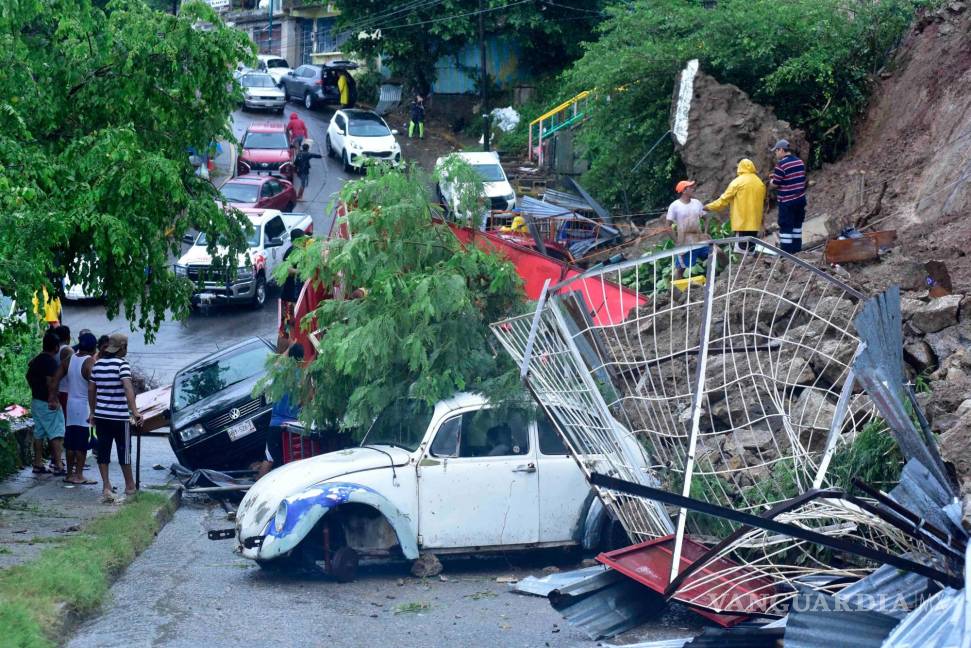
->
[379,35,528,94]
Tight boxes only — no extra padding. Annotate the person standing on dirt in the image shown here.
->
[768,139,807,253]
[59,332,98,485]
[408,95,425,139]
[89,333,142,502]
[26,331,67,476]
[258,342,305,479]
[666,180,710,280]
[704,158,766,253]
[294,143,322,200]
[286,112,308,150]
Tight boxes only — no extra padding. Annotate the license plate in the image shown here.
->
[226,419,256,441]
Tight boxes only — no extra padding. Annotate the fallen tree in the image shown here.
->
[267,164,525,431]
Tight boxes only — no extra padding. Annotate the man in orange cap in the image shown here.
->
[666,180,709,279]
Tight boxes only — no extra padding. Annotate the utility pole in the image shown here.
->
[478,0,490,152]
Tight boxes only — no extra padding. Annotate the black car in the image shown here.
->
[280,61,358,111]
[168,337,275,470]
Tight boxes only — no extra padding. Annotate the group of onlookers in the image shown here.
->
[665,140,808,276]
[25,325,143,503]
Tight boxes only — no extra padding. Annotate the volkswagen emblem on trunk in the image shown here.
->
[230,408,241,420]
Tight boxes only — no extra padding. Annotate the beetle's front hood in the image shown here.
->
[236,446,411,542]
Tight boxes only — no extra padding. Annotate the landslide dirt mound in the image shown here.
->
[808,1,971,293]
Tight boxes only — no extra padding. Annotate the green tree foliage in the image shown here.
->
[265,164,525,431]
[0,0,255,341]
[565,0,927,212]
[332,0,607,92]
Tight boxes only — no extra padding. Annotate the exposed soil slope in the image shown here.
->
[809,2,971,292]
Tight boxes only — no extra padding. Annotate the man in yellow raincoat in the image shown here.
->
[704,158,766,252]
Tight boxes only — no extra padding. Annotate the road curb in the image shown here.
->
[53,486,184,644]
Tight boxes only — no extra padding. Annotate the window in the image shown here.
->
[537,416,569,455]
[472,164,506,183]
[243,131,288,149]
[241,74,276,88]
[334,114,346,132]
[172,341,271,411]
[262,181,281,197]
[264,216,285,242]
[294,65,309,76]
[348,114,391,137]
[266,58,289,69]
[363,399,434,452]
[430,408,530,458]
[220,182,259,204]
[300,66,316,78]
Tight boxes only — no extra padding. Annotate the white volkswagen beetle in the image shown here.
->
[228,393,615,581]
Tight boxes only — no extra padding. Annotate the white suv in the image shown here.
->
[435,151,517,216]
[325,109,402,173]
[256,55,291,85]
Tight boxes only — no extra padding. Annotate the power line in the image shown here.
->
[338,0,446,36]
[377,0,535,32]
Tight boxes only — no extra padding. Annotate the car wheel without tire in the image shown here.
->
[325,135,335,159]
[330,546,359,583]
[304,92,313,110]
[251,273,267,309]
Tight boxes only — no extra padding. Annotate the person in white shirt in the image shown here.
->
[666,180,710,280]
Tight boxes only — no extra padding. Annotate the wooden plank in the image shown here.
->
[135,385,171,433]
[866,230,897,249]
[824,237,879,264]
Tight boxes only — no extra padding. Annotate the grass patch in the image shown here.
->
[393,601,431,615]
[829,419,904,494]
[0,491,173,648]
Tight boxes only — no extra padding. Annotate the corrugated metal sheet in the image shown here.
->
[511,565,608,597]
[518,195,579,220]
[542,188,593,214]
[882,587,968,647]
[882,543,971,647]
[889,457,964,539]
[684,626,784,647]
[373,83,402,116]
[835,562,937,619]
[547,568,667,640]
[784,590,900,648]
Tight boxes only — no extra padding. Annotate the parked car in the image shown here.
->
[168,337,275,470]
[219,175,296,212]
[174,208,311,308]
[238,121,293,179]
[325,109,402,173]
[239,72,286,113]
[435,151,517,219]
[227,393,614,581]
[256,54,291,85]
[279,61,358,111]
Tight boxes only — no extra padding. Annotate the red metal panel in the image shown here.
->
[597,535,776,626]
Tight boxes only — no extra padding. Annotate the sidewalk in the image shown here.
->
[0,435,180,570]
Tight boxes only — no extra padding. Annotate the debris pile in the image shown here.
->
[493,237,969,644]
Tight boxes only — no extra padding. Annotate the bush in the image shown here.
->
[564,0,933,212]
[353,68,383,107]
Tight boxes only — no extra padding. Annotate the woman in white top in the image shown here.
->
[59,332,98,485]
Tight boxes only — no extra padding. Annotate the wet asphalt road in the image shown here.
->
[62,104,351,387]
[66,499,599,648]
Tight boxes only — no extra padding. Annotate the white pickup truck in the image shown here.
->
[174,208,311,308]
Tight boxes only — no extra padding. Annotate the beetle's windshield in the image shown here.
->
[362,399,434,452]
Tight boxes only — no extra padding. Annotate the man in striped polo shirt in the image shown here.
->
[769,139,808,253]
[88,333,143,502]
